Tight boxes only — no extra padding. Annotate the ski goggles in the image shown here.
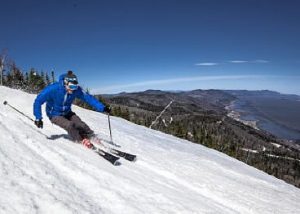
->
[64,77,78,84]
[67,82,78,91]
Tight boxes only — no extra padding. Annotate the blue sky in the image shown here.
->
[1,0,299,94]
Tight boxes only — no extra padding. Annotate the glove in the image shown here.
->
[35,119,43,129]
[103,106,111,114]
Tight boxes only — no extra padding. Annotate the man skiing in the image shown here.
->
[33,70,110,148]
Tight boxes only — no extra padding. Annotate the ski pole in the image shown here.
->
[3,100,34,122]
[104,113,120,147]
[107,113,113,143]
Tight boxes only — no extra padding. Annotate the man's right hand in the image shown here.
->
[35,119,43,129]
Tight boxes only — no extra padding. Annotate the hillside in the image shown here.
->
[1,86,300,214]
[101,90,300,187]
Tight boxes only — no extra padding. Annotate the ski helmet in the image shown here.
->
[64,70,78,90]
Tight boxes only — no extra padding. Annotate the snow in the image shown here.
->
[271,142,282,148]
[0,86,300,214]
[241,148,259,154]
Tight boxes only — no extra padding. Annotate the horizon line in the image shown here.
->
[91,74,300,95]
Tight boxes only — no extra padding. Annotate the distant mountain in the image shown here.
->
[225,90,282,96]
[103,89,235,114]
[225,89,300,99]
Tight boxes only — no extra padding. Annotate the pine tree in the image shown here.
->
[45,72,51,85]
[51,70,55,83]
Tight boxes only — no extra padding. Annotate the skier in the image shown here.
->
[33,70,111,148]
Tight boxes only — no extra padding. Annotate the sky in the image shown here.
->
[0,0,299,94]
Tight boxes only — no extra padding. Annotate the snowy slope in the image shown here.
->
[0,86,299,214]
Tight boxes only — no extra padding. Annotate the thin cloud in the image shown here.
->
[229,60,248,63]
[229,60,269,64]
[195,62,218,66]
[196,59,269,66]
[93,75,265,94]
[253,59,269,63]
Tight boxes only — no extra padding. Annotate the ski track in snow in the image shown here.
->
[0,86,300,214]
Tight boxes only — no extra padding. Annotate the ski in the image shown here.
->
[91,137,137,162]
[110,149,137,162]
[91,146,120,165]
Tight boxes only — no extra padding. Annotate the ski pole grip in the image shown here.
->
[3,101,7,105]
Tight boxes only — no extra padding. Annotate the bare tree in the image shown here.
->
[6,59,24,89]
[0,49,8,85]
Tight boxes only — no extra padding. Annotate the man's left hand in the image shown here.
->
[104,106,111,114]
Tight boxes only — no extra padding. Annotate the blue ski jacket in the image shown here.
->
[33,73,105,120]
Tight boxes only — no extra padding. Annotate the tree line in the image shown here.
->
[0,55,55,94]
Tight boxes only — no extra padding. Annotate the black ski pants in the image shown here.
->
[50,112,94,142]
